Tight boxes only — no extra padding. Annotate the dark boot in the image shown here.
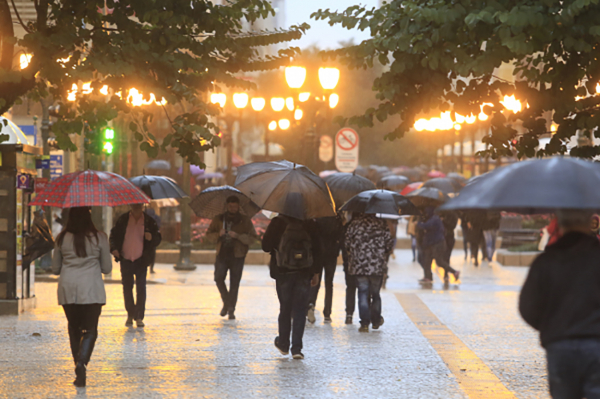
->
[73,330,97,387]
[67,324,82,365]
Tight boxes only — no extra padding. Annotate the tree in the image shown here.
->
[0,0,307,165]
[313,0,600,159]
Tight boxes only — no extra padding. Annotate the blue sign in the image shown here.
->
[50,154,63,180]
[18,125,36,146]
[36,157,50,169]
[16,174,30,190]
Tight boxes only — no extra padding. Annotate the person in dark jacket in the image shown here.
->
[520,210,600,399]
[440,211,458,264]
[465,211,488,266]
[262,196,322,360]
[417,207,460,284]
[483,212,501,261]
[110,203,161,328]
[307,216,342,324]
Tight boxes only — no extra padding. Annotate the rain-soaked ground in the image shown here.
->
[0,249,547,398]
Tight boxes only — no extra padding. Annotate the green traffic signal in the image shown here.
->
[104,127,115,140]
[103,141,114,154]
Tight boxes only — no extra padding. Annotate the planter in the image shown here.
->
[496,249,541,267]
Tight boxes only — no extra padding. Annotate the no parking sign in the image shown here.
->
[335,128,359,173]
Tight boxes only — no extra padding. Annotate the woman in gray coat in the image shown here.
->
[52,207,112,388]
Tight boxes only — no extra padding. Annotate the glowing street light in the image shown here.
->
[299,92,311,102]
[251,97,266,111]
[268,121,277,131]
[20,54,32,70]
[329,93,339,109]
[319,67,340,90]
[294,109,303,120]
[285,97,294,111]
[210,93,226,108]
[285,66,307,89]
[233,92,249,109]
[278,119,291,130]
[271,97,285,112]
[500,95,522,113]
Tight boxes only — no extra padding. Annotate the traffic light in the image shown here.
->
[102,127,115,154]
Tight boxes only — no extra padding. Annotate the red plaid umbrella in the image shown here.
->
[29,170,149,208]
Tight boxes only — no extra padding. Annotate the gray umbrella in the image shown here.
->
[340,189,419,215]
[324,172,376,210]
[145,160,171,170]
[422,177,462,194]
[189,186,260,219]
[129,175,187,200]
[234,160,335,220]
[378,175,410,191]
[439,157,600,214]
[406,187,448,208]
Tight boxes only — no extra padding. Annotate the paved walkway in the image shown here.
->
[0,249,547,398]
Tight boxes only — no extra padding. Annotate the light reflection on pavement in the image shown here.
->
[0,249,547,398]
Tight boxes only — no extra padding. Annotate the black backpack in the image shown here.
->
[276,221,313,270]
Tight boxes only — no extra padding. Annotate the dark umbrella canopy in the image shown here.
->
[145,160,171,170]
[406,187,448,208]
[447,172,468,186]
[234,160,335,220]
[378,175,410,191]
[422,177,462,194]
[129,175,188,200]
[396,168,423,182]
[324,172,376,209]
[440,157,600,214]
[189,185,260,219]
[340,189,419,216]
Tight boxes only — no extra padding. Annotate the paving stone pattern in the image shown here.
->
[0,250,548,398]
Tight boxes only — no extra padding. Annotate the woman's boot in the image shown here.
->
[73,330,97,387]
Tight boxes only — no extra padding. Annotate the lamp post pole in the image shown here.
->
[175,159,195,270]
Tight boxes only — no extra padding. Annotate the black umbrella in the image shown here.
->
[422,177,462,194]
[339,189,419,215]
[324,172,376,209]
[234,160,335,220]
[447,172,468,186]
[378,175,410,191]
[439,157,600,214]
[145,160,171,170]
[189,185,260,219]
[406,187,448,208]
[129,175,187,200]
[396,168,423,182]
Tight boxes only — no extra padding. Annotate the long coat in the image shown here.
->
[51,232,112,305]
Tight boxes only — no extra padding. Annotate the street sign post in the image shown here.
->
[319,135,334,163]
[335,128,359,173]
[50,151,63,180]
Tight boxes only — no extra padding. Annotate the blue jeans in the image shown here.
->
[356,275,382,327]
[276,273,311,354]
[121,258,147,320]
[547,339,600,399]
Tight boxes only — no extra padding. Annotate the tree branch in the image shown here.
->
[10,0,32,34]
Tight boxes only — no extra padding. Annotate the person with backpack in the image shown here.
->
[345,213,394,332]
[205,196,257,320]
[262,195,322,360]
[307,215,343,324]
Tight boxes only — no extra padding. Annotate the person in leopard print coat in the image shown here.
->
[345,213,394,332]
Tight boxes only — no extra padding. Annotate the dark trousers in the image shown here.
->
[356,275,382,326]
[63,304,102,364]
[461,224,470,256]
[410,235,417,261]
[276,273,310,355]
[121,258,147,320]
[422,241,457,280]
[214,255,245,311]
[344,268,357,316]
[470,228,488,261]
[445,234,455,264]
[547,339,600,399]
[308,259,337,317]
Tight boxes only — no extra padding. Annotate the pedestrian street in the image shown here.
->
[0,249,547,399]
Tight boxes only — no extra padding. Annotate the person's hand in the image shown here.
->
[310,274,319,287]
[467,222,472,228]
[219,229,226,237]
[228,231,238,239]
[144,232,152,241]
[111,250,120,258]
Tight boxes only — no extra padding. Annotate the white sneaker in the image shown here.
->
[307,305,316,324]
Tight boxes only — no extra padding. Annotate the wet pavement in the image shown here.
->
[0,249,548,398]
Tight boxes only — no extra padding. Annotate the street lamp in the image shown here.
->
[285,66,307,89]
[299,92,311,102]
[268,121,277,131]
[329,93,339,109]
[294,109,303,120]
[319,67,340,90]
[286,97,294,111]
[251,97,266,111]
[210,93,226,108]
[271,97,285,112]
[233,93,249,109]
[278,119,291,130]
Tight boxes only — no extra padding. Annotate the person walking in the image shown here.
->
[110,203,161,328]
[483,212,501,261]
[51,207,112,388]
[520,210,600,399]
[307,215,342,324]
[407,215,418,262]
[340,213,357,324]
[205,196,257,320]
[145,203,162,274]
[344,213,394,333]
[440,211,458,264]
[417,207,460,284]
[465,211,488,266]
[262,198,321,360]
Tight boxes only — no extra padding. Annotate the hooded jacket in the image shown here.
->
[520,231,600,347]
[344,214,394,276]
